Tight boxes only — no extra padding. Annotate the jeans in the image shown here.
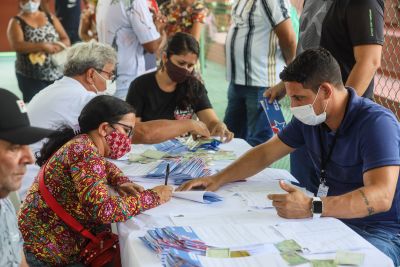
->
[25,252,85,267]
[290,147,320,193]
[223,83,273,146]
[16,73,54,102]
[346,222,400,266]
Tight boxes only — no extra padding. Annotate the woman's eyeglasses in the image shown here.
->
[110,122,134,138]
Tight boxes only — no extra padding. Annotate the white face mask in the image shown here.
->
[290,88,329,126]
[93,71,117,96]
[20,0,40,13]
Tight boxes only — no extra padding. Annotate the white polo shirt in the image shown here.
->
[22,77,96,200]
[225,0,290,87]
[96,0,160,97]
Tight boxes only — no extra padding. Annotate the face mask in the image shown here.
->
[165,60,191,83]
[93,71,117,95]
[105,130,131,159]
[290,88,329,126]
[20,1,40,13]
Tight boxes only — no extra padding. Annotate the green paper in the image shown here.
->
[206,248,230,258]
[280,252,309,266]
[335,251,364,266]
[311,259,337,267]
[275,239,302,253]
[141,149,167,160]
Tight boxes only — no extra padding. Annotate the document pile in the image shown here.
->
[140,226,207,254]
[144,158,212,185]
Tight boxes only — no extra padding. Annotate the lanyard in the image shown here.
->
[318,95,350,185]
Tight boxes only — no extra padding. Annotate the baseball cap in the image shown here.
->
[0,89,53,145]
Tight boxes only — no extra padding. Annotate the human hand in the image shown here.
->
[42,43,62,54]
[176,176,222,192]
[210,122,234,143]
[154,13,167,32]
[116,182,144,197]
[267,181,312,219]
[80,8,93,24]
[189,120,210,140]
[152,185,173,204]
[263,83,286,102]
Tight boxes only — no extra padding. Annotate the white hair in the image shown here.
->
[63,40,117,77]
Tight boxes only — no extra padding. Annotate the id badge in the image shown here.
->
[317,183,329,197]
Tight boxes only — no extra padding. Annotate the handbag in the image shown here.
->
[50,41,69,67]
[38,164,121,267]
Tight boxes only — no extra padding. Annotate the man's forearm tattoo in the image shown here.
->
[359,189,375,216]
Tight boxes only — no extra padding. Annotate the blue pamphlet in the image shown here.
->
[260,97,286,133]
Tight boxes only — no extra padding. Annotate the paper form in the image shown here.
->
[190,224,284,248]
[249,168,299,183]
[170,210,284,226]
[172,191,223,204]
[273,218,373,254]
[198,251,287,267]
[236,192,275,208]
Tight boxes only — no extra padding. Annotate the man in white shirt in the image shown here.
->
[0,88,52,267]
[23,41,210,199]
[96,0,165,99]
[224,0,296,146]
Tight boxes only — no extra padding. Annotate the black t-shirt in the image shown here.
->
[298,0,384,99]
[55,0,81,43]
[126,71,212,121]
[320,0,384,98]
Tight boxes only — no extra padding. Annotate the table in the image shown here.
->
[117,139,394,267]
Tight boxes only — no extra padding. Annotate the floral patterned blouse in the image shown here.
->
[18,134,160,265]
[160,0,207,37]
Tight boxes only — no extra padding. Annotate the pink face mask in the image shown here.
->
[105,131,131,159]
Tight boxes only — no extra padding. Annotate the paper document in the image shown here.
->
[117,161,161,176]
[191,224,284,248]
[273,218,373,254]
[198,251,287,267]
[172,191,223,204]
[236,192,275,208]
[250,168,299,184]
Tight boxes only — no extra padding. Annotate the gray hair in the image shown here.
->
[63,40,117,77]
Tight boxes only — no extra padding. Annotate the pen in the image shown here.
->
[164,163,170,185]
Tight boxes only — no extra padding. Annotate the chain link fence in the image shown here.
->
[374,0,400,120]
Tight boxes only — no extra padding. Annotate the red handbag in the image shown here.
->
[38,164,122,267]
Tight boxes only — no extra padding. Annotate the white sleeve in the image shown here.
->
[260,0,291,27]
[127,0,160,44]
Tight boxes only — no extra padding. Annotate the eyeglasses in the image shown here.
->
[110,122,134,138]
[96,69,117,82]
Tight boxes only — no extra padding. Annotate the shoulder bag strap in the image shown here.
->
[38,163,100,244]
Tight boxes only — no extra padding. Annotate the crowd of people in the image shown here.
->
[1,0,399,266]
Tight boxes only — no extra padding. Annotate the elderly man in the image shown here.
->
[23,40,209,199]
[0,89,52,267]
[179,49,400,266]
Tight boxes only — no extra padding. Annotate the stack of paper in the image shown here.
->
[154,139,188,155]
[172,191,223,204]
[145,158,212,185]
[140,226,207,255]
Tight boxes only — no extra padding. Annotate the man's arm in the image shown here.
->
[274,19,297,65]
[20,251,28,267]
[132,119,210,144]
[269,165,399,219]
[178,135,294,191]
[345,44,382,96]
[323,166,398,218]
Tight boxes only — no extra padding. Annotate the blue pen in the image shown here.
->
[164,163,170,185]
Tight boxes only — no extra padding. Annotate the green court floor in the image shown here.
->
[0,53,291,170]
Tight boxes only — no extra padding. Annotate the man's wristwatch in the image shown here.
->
[311,197,323,219]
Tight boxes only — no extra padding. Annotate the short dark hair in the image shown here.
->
[279,48,343,93]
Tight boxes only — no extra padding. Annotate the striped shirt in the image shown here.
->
[225,0,290,87]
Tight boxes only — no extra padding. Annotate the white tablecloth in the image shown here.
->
[117,139,394,267]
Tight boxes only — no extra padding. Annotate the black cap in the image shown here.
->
[0,89,54,145]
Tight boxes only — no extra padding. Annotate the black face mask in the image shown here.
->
[165,60,191,83]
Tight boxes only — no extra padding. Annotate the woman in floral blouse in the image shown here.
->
[160,0,207,41]
[19,95,173,266]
